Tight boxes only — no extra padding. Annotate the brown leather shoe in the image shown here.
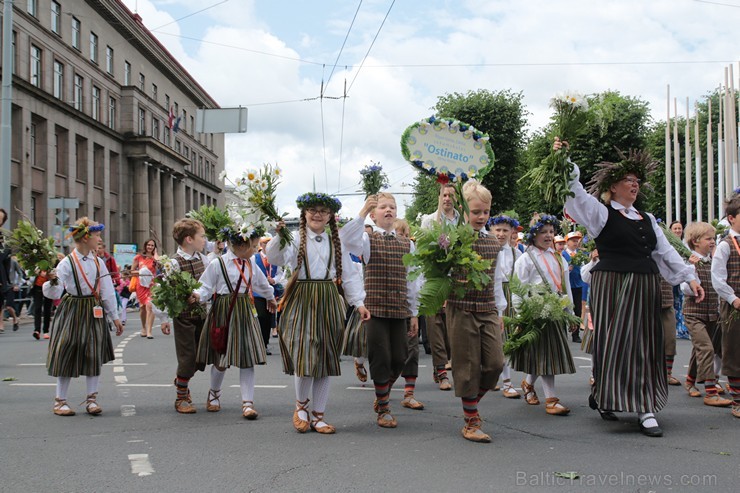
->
[704,395,732,407]
[521,379,539,405]
[401,393,425,410]
[83,392,102,415]
[206,389,221,412]
[715,383,726,395]
[175,397,197,414]
[310,411,336,434]
[242,401,259,420]
[667,375,681,386]
[53,398,76,416]
[732,405,740,418]
[354,361,368,383]
[377,410,397,428]
[545,397,570,415]
[461,415,491,443]
[439,378,452,391]
[501,382,521,399]
[293,399,310,433]
[685,382,701,398]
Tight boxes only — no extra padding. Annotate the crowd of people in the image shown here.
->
[1,138,739,443]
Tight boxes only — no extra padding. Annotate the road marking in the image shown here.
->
[117,384,172,387]
[9,383,56,386]
[115,376,128,384]
[228,384,287,389]
[128,454,154,477]
[347,386,403,391]
[127,440,144,443]
[121,405,136,417]
[104,363,148,366]
[578,365,592,368]
[16,363,45,366]
[573,356,592,361]
[114,367,125,373]
[109,359,124,365]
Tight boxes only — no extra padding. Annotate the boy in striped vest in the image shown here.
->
[340,193,421,428]
[681,222,730,407]
[711,195,740,418]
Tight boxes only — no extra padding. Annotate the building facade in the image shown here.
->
[1,0,224,253]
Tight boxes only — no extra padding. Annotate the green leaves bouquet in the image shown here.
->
[1,219,59,275]
[151,255,206,319]
[187,205,233,242]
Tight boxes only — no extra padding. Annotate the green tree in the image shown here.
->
[405,89,529,221]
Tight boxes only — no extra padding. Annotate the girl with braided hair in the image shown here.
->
[266,193,363,434]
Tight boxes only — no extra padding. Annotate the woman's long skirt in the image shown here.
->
[197,294,266,369]
[278,280,346,378]
[590,271,666,413]
[47,295,115,377]
[342,306,367,358]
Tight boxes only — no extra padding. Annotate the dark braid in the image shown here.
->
[328,216,342,285]
[294,212,308,275]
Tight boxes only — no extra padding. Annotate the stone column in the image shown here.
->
[102,148,111,245]
[173,176,185,221]
[132,159,149,248]
[160,173,174,253]
[148,166,162,249]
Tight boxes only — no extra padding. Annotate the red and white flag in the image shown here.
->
[168,106,174,129]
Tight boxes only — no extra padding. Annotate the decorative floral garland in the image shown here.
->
[296,192,342,213]
[487,215,520,230]
[67,223,105,242]
[401,115,495,184]
[525,215,560,245]
[219,223,267,245]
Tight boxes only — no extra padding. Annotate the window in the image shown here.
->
[124,61,131,85]
[106,46,114,74]
[76,137,88,182]
[164,126,170,146]
[198,156,203,176]
[90,32,98,64]
[138,73,145,91]
[151,83,157,102]
[51,2,61,34]
[182,110,187,133]
[53,61,63,99]
[29,123,36,166]
[108,97,116,130]
[30,45,42,88]
[92,86,100,121]
[27,0,37,17]
[184,146,190,159]
[175,139,181,153]
[138,108,145,135]
[72,17,81,50]
[73,74,83,111]
[190,115,195,135]
[165,94,170,111]
[152,117,159,140]
[12,31,17,75]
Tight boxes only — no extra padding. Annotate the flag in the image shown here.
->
[167,106,174,129]
[173,116,182,133]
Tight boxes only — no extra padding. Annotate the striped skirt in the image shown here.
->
[509,319,576,376]
[342,306,367,358]
[47,295,115,377]
[581,325,594,354]
[590,270,666,413]
[197,294,266,369]
[278,280,346,378]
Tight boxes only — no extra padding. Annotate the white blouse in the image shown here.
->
[513,246,573,312]
[195,250,274,300]
[43,249,119,321]
[564,163,696,286]
[711,231,740,305]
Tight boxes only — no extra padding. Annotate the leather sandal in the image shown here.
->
[242,401,259,420]
[461,414,491,443]
[521,379,539,405]
[545,397,570,416]
[401,393,425,410]
[83,392,102,415]
[293,399,310,433]
[501,381,521,399]
[732,405,740,418]
[354,362,368,383]
[310,411,336,434]
[667,375,681,386]
[206,389,221,412]
[174,384,196,414]
[685,382,701,398]
[377,409,397,428]
[53,398,76,416]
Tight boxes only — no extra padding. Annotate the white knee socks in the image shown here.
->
[240,367,255,403]
[540,375,556,398]
[312,377,331,413]
[501,364,511,382]
[210,366,226,406]
[355,357,366,366]
[525,374,537,386]
[56,377,72,400]
[86,376,100,395]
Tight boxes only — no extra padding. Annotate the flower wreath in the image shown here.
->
[525,215,560,245]
[296,193,342,213]
[586,148,659,197]
[67,223,105,242]
[487,215,520,230]
[220,223,266,245]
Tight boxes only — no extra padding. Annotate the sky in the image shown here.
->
[121,0,740,218]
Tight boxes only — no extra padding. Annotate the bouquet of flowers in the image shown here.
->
[568,234,595,267]
[711,218,728,239]
[520,92,589,209]
[658,222,693,261]
[187,205,233,242]
[150,255,206,319]
[227,164,292,248]
[405,221,493,316]
[503,275,581,356]
[358,161,389,197]
[1,219,59,275]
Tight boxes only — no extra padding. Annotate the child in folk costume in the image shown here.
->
[342,252,369,383]
[442,181,506,442]
[254,233,285,356]
[680,222,732,407]
[340,193,421,428]
[193,224,276,419]
[167,218,210,414]
[267,193,361,434]
[488,214,522,399]
[44,218,123,416]
[512,215,577,416]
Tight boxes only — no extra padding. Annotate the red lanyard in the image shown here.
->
[72,251,100,300]
[233,258,253,293]
[538,249,563,293]
[261,253,272,281]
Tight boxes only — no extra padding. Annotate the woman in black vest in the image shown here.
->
[561,140,704,437]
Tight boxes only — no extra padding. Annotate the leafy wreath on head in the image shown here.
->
[587,148,659,197]
[525,215,560,245]
[220,224,266,246]
[487,214,520,230]
[67,222,105,242]
[296,193,342,213]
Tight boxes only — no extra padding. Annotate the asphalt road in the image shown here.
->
[1,314,738,493]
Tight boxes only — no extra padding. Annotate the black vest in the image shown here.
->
[592,205,659,274]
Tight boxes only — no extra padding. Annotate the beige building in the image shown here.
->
[2,0,224,253]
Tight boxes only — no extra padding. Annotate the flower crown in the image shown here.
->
[525,215,560,245]
[586,148,659,197]
[220,223,266,245]
[487,215,520,230]
[296,193,342,213]
[67,222,104,242]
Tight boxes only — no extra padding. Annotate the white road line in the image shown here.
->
[114,367,125,373]
[347,386,403,391]
[9,383,56,386]
[573,356,592,361]
[227,384,287,389]
[578,365,592,369]
[104,363,148,366]
[114,376,128,384]
[127,440,144,443]
[16,363,45,366]
[128,454,154,477]
[117,384,172,387]
[121,405,136,417]
[109,359,124,365]
[418,365,428,368]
